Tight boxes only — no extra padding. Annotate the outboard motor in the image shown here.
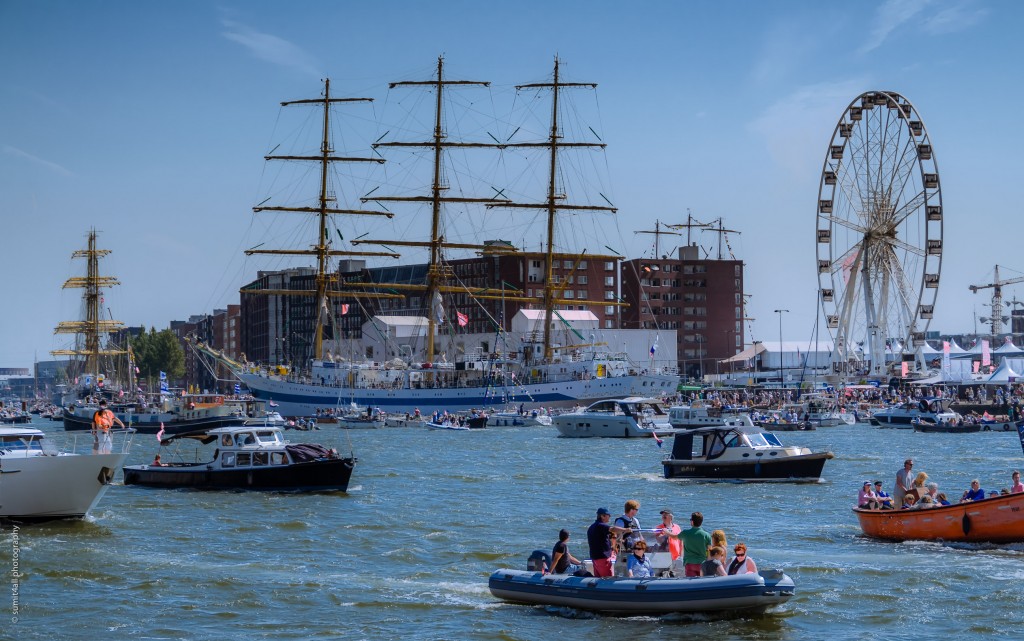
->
[526,550,551,573]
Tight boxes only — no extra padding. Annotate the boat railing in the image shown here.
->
[63,428,137,456]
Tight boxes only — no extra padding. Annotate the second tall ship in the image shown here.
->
[201,59,677,416]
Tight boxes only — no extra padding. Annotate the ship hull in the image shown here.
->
[239,372,677,416]
[854,492,1024,543]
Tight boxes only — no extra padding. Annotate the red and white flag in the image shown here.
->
[340,304,349,315]
[456,311,468,327]
[156,423,165,444]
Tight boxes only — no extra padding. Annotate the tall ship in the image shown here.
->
[51,229,130,404]
[203,60,677,416]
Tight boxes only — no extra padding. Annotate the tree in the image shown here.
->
[133,327,185,382]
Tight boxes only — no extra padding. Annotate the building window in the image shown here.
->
[604,319,613,329]
[564,290,574,299]
[563,260,573,269]
[605,261,615,271]
[605,306,615,315]
[605,291,616,300]
[735,293,742,304]
[735,265,741,276]
[577,275,587,284]
[735,278,741,289]
[532,260,541,268]
[577,290,588,299]
[604,276,615,286]
[735,307,742,319]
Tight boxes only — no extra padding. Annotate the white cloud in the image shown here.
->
[3,145,74,177]
[859,0,933,55]
[923,1,989,35]
[221,20,321,77]
[747,79,870,179]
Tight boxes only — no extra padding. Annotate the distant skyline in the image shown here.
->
[2,0,1021,369]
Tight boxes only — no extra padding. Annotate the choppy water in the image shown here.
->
[4,417,1024,640]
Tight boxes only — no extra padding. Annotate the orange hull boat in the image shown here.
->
[854,493,1024,543]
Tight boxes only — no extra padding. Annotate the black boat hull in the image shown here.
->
[122,458,355,491]
[64,409,246,435]
[662,453,830,481]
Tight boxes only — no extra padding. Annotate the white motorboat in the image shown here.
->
[552,397,676,438]
[486,408,553,427]
[662,420,833,481]
[667,403,750,429]
[0,425,134,521]
[871,398,960,429]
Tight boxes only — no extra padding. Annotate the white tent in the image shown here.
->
[986,358,1020,384]
[919,342,942,355]
[993,337,1024,355]
[947,340,967,354]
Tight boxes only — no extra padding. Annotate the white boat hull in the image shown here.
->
[0,451,127,520]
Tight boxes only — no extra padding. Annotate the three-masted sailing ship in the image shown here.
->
[226,59,677,416]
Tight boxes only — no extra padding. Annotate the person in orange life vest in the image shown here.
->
[92,399,124,454]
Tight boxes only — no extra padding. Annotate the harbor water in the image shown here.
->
[4,418,1024,640]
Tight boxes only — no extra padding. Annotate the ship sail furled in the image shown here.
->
[52,229,127,389]
[242,78,402,362]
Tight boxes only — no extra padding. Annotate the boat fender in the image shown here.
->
[962,514,972,536]
[97,467,115,485]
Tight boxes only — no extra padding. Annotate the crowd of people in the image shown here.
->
[543,500,758,579]
[856,458,1024,510]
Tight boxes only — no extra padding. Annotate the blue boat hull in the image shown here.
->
[488,569,794,615]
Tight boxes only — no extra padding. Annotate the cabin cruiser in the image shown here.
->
[486,406,553,427]
[871,398,960,429]
[490,530,794,615]
[0,425,134,521]
[669,403,752,430]
[662,419,833,481]
[122,425,354,491]
[552,397,676,438]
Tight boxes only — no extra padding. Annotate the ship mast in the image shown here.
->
[52,229,126,384]
[488,57,620,362]
[354,56,514,362]
[244,79,402,361]
[635,220,683,259]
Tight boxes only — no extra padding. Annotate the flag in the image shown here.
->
[160,380,169,393]
[118,389,124,398]
[341,304,349,315]
[134,366,140,374]
[652,431,664,448]
[457,311,468,327]
[234,383,241,394]
[650,344,657,357]
[159,371,167,380]
[156,423,165,444]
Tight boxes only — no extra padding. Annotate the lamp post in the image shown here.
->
[774,309,789,386]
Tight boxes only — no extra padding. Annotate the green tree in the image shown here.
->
[133,327,185,383]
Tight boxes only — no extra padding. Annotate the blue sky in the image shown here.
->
[1,0,1019,370]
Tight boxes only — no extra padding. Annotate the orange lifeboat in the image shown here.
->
[854,493,1024,543]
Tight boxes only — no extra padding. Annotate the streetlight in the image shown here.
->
[774,309,789,387]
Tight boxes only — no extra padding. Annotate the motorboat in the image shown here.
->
[490,534,794,615]
[486,407,553,427]
[62,393,250,435]
[662,419,833,481]
[121,425,355,491]
[666,403,748,430]
[0,425,134,521]
[243,410,288,428]
[912,421,982,434]
[426,422,471,431]
[871,398,960,429]
[854,492,1024,543]
[552,397,676,438]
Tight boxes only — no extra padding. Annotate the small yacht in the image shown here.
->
[122,425,354,491]
[0,425,134,521]
[871,398,960,429]
[552,397,676,438]
[668,403,750,430]
[662,420,833,481]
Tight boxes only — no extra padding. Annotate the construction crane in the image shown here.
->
[969,265,1024,336]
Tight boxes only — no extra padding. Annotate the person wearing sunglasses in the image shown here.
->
[626,540,652,578]
[727,543,758,575]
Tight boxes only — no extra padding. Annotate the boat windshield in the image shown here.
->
[745,433,772,448]
[0,435,45,452]
[762,433,783,447]
[256,431,280,444]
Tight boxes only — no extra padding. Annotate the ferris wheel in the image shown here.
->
[815,90,943,378]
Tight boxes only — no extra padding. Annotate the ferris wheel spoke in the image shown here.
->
[820,213,868,235]
[889,189,928,229]
[880,234,925,258]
